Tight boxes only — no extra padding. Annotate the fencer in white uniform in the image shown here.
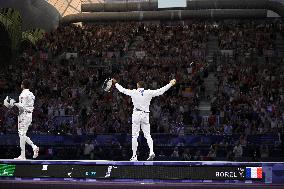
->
[112,79,176,161]
[9,80,39,160]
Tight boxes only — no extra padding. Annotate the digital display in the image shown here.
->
[0,164,16,177]
[0,163,263,181]
[158,0,187,9]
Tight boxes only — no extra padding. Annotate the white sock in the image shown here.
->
[145,135,154,155]
[19,135,26,157]
[25,136,36,149]
[132,137,138,157]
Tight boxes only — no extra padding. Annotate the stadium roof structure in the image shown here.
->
[46,0,81,17]
[81,0,284,16]
[0,0,283,31]
[61,0,284,24]
[0,0,103,31]
[0,0,60,31]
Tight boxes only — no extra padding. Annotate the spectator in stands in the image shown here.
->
[181,148,192,161]
[171,147,180,159]
[224,123,233,135]
[207,148,216,161]
[233,142,243,161]
[260,144,269,159]
[83,140,94,159]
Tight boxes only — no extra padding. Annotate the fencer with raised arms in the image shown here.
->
[4,79,39,160]
[112,79,176,161]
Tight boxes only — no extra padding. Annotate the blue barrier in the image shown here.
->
[0,134,280,146]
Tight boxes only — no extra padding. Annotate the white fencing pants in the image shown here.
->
[132,111,154,157]
[18,113,36,158]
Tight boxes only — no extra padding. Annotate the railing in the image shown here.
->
[52,115,75,127]
[0,134,280,146]
[202,115,220,127]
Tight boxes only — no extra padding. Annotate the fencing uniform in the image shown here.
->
[115,83,173,160]
[14,89,39,160]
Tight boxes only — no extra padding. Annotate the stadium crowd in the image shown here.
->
[0,56,204,136]
[38,23,138,58]
[0,20,283,161]
[1,22,210,136]
[216,22,278,56]
[211,60,284,135]
[133,23,208,58]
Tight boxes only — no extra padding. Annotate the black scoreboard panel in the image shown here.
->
[1,164,255,180]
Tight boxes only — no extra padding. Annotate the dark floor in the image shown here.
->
[0,181,283,189]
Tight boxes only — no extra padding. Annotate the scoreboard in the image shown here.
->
[0,160,280,184]
[158,0,187,9]
[1,164,254,180]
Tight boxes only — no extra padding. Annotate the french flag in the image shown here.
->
[246,167,262,179]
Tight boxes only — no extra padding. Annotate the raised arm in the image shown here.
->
[150,79,176,97]
[14,102,25,111]
[6,98,24,111]
[9,93,35,112]
[113,79,133,96]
